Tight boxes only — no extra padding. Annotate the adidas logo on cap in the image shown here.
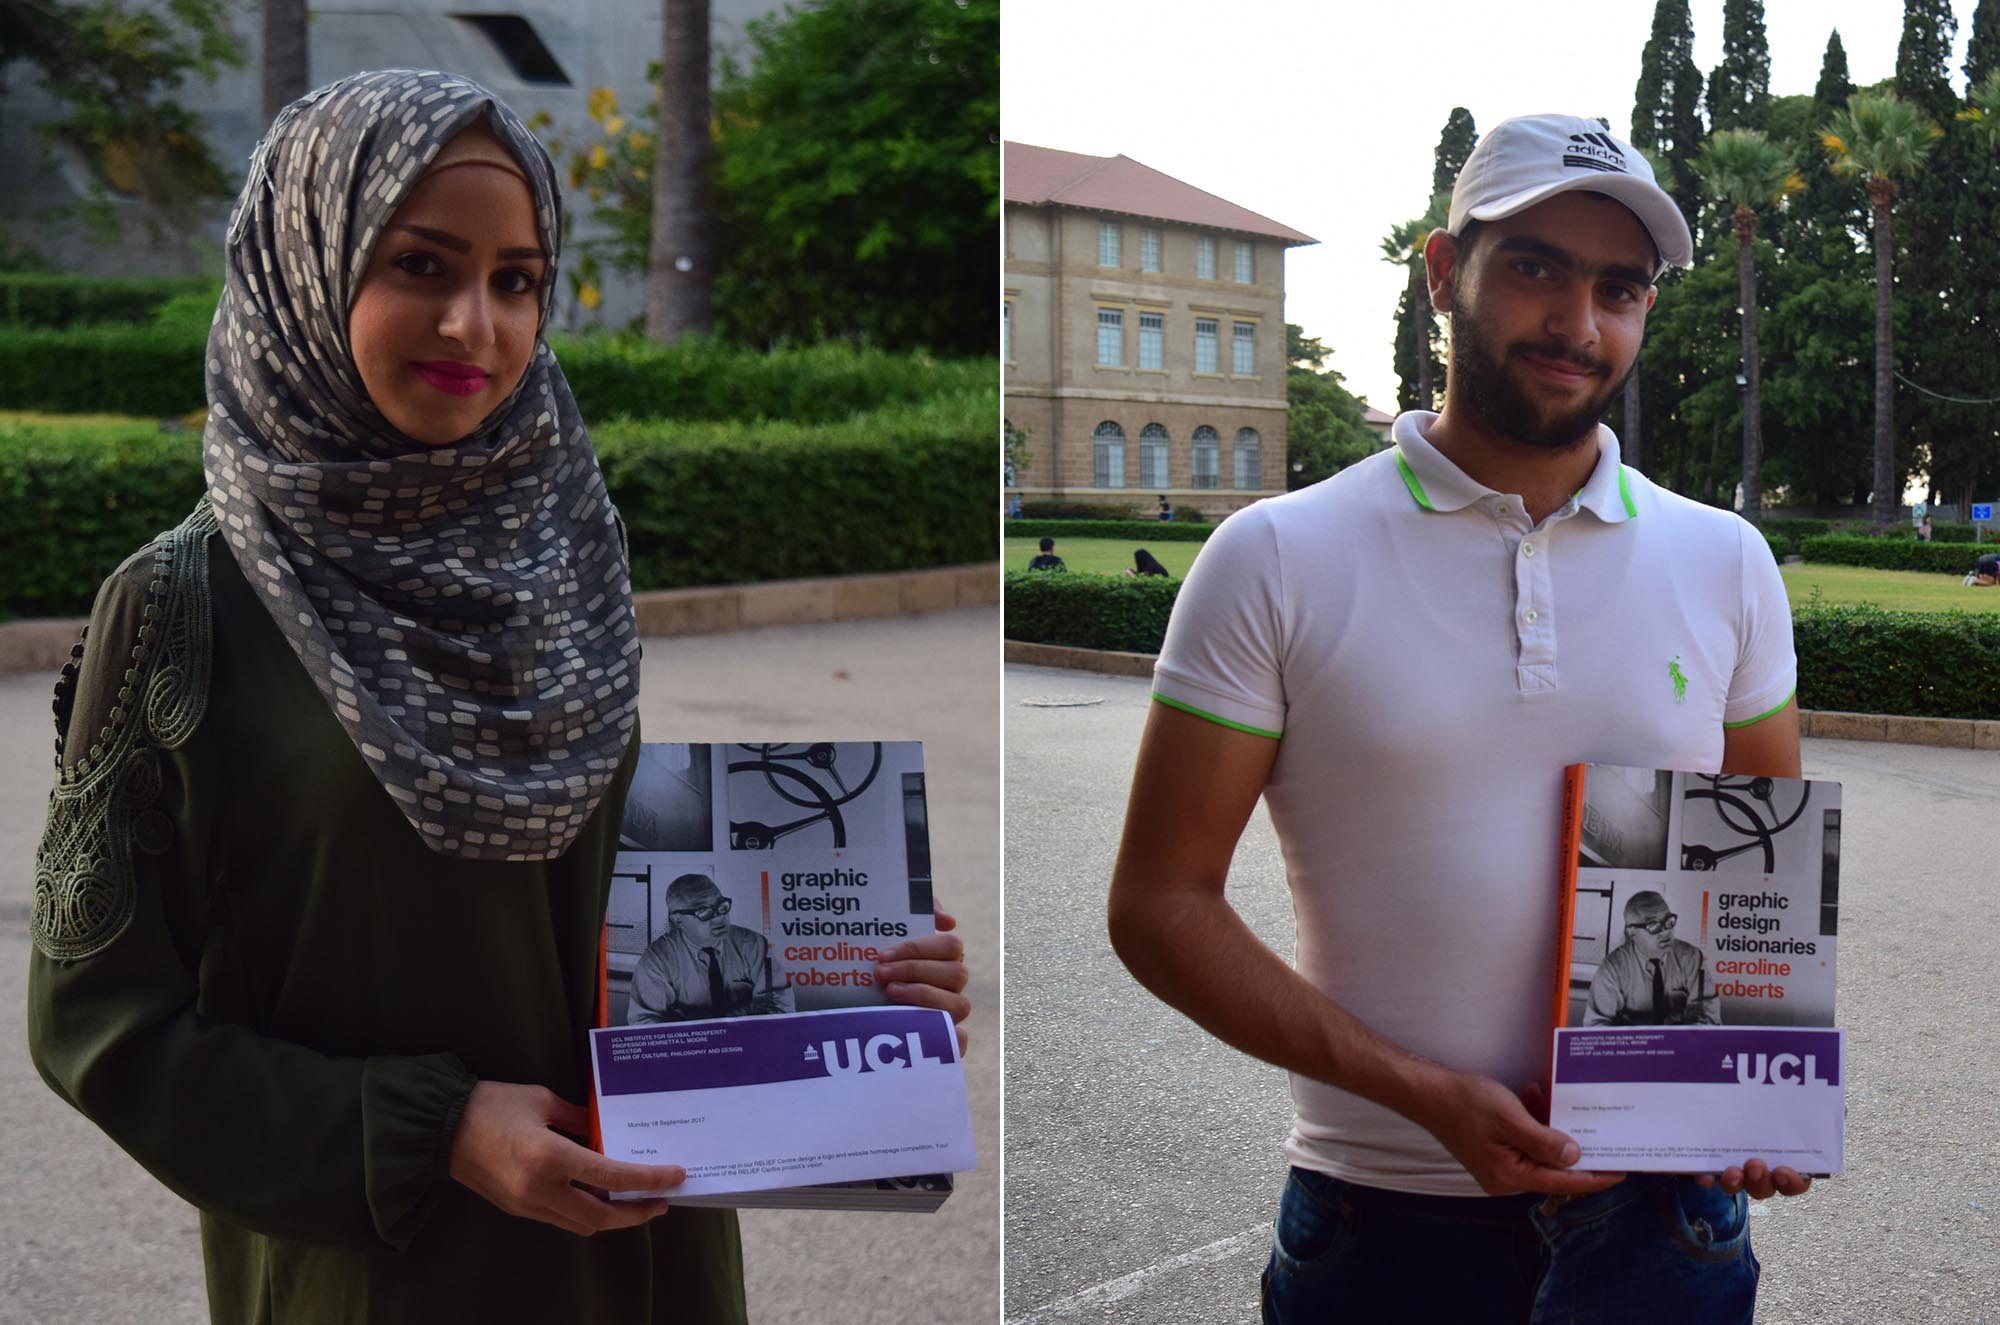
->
[1563,131,1630,174]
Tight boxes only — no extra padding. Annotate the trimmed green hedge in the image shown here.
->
[1798,535,1982,574]
[1005,577,2000,719]
[1792,603,2000,720]
[0,390,998,619]
[1761,531,1789,563]
[1002,571,1178,653]
[0,274,216,328]
[0,320,997,424]
[1008,518,1214,544]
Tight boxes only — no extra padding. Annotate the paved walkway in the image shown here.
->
[1002,663,2000,1325]
[0,609,998,1325]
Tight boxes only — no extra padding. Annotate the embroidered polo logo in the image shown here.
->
[1669,656,1689,704]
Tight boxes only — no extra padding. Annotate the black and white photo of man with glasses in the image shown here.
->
[1582,890,1719,1026]
[626,872,795,1023]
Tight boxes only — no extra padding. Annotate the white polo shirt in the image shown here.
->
[1152,411,1795,1197]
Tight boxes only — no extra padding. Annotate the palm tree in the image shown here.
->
[1695,129,1802,523]
[1822,92,1941,527]
[1380,193,1450,410]
[1958,70,2000,147]
[646,0,713,342]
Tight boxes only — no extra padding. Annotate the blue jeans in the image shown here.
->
[1260,1168,1758,1324]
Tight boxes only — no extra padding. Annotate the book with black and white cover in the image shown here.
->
[589,741,963,1210]
[1548,765,1846,1174]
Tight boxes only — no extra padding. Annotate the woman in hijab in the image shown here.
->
[1129,548,1171,577]
[27,70,968,1324]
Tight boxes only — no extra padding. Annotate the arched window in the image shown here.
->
[1139,423,1170,489]
[1191,426,1220,489]
[1233,427,1262,490]
[1092,421,1126,489]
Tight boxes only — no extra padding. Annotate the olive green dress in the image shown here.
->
[28,508,746,1323]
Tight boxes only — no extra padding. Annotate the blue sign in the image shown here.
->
[1974,503,1995,522]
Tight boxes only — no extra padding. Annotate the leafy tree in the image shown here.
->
[1823,91,1942,524]
[1895,0,1959,121]
[710,0,997,352]
[1631,0,1706,226]
[1706,0,1771,132]
[1286,324,1382,489]
[1696,128,1800,520]
[0,0,242,244]
[647,0,712,342]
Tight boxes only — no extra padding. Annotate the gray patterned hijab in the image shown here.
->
[203,69,638,862]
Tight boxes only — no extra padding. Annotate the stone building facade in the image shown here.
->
[1003,143,1315,519]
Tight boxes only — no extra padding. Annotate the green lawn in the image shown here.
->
[1779,562,2000,612]
[1006,536,1202,577]
[1009,538,2000,613]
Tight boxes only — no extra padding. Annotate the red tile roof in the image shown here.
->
[1004,142,1317,246]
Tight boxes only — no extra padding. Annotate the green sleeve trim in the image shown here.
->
[1722,686,1796,729]
[1152,693,1281,739]
[1395,450,1436,512]
[1617,466,1638,519]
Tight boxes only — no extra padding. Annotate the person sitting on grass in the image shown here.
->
[1967,552,2000,587]
[1028,536,1067,571]
[1125,548,1170,578]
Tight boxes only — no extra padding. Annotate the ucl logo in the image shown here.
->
[817,1032,947,1075]
[1723,1052,1832,1086]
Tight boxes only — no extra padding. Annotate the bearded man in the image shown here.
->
[1108,115,1807,1324]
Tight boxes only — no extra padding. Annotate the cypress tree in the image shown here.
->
[1970,0,2000,82]
[1630,0,1705,227]
[1432,107,1478,196]
[1896,0,1959,120]
[1707,0,1771,131]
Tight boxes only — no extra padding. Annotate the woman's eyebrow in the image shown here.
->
[390,224,546,262]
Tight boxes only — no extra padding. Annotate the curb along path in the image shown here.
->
[1003,639,2000,752]
[0,563,1000,676]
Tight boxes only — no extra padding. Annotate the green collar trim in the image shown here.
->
[1395,449,1437,512]
[1617,466,1638,519]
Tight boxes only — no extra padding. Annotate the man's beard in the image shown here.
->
[1448,303,1629,450]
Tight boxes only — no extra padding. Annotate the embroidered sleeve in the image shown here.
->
[31,501,217,961]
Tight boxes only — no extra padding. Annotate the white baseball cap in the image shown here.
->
[1447,114,1694,273]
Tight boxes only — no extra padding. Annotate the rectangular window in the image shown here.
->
[1194,317,1218,374]
[1098,221,1121,267]
[1196,236,1217,280]
[1138,311,1164,370]
[1002,300,1012,362]
[1233,321,1256,376]
[1097,308,1124,366]
[1140,227,1162,272]
[1234,241,1254,284]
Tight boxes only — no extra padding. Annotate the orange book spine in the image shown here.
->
[588,925,608,1154]
[1548,764,1588,1085]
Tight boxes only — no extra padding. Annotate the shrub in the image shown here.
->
[1018,500,1140,520]
[1793,603,2000,721]
[1008,518,1213,544]
[1002,571,1178,653]
[1762,531,1790,563]
[1758,518,1828,554]
[1928,523,1977,543]
[1002,576,2000,720]
[0,273,217,328]
[1797,535,1978,574]
[0,320,997,424]
[0,390,997,618]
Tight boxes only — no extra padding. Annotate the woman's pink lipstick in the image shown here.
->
[413,361,489,397]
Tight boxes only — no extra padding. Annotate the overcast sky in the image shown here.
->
[1001,1,1978,413]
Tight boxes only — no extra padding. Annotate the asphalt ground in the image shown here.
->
[1002,663,2000,1325]
[0,608,999,1325]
